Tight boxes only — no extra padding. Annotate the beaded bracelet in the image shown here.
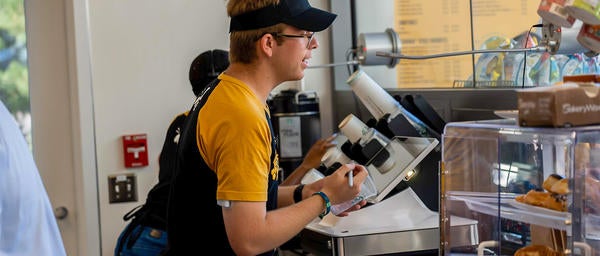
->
[312,191,331,218]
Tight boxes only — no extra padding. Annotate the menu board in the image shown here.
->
[393,0,540,88]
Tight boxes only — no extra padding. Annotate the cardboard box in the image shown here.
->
[517,83,600,127]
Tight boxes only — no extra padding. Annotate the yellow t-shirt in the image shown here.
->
[198,73,279,202]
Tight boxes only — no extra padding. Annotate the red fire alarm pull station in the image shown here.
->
[122,133,148,168]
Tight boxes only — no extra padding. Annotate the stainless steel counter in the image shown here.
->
[301,188,478,256]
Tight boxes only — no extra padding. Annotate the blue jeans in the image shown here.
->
[115,223,167,256]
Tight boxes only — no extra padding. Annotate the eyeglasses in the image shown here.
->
[271,32,316,49]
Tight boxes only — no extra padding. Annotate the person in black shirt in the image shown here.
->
[114,49,230,256]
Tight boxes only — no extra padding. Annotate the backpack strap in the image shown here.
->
[123,204,144,221]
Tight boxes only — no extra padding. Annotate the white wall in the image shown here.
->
[86,0,335,255]
[89,1,225,254]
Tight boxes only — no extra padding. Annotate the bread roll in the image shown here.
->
[543,174,563,192]
[549,178,569,195]
[515,190,566,212]
[514,244,561,256]
[543,193,567,212]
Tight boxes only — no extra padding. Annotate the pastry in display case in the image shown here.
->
[440,119,600,255]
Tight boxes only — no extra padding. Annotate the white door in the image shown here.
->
[25,0,101,255]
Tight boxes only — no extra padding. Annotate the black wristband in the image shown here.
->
[293,184,305,203]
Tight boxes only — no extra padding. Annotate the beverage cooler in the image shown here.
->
[440,119,600,255]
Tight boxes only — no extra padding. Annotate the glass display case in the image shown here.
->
[441,119,600,255]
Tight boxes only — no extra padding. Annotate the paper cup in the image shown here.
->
[538,0,576,27]
[300,169,325,184]
[346,70,401,120]
[321,146,352,169]
[338,114,369,143]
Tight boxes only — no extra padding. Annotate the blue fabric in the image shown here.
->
[115,224,167,256]
[0,100,67,256]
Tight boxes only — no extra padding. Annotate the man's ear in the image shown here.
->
[259,33,275,57]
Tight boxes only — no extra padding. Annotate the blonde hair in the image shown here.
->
[227,0,285,64]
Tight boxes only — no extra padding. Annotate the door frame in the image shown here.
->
[25,0,101,255]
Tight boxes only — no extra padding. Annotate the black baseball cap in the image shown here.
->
[189,49,230,96]
[229,0,337,32]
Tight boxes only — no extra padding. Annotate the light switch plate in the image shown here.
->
[108,173,137,203]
